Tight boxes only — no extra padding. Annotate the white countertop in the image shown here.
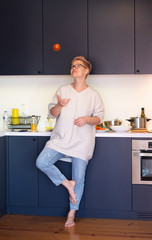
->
[1,130,152,138]
[95,131,152,138]
[0,130,51,137]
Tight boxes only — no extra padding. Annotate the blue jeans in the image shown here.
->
[36,147,87,210]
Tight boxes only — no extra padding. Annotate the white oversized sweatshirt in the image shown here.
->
[45,84,104,162]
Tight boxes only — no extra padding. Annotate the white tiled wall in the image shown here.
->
[0,74,152,130]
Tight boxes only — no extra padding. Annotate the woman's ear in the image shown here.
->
[85,68,90,78]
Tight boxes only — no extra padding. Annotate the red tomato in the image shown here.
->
[96,126,101,130]
[52,43,61,51]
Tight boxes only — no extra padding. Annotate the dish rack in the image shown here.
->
[8,116,41,129]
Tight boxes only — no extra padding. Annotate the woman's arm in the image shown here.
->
[74,116,101,127]
[50,94,70,118]
[50,103,62,118]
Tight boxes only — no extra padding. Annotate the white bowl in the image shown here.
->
[96,129,108,133]
[111,126,132,132]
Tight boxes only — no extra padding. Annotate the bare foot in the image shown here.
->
[65,210,76,228]
[68,180,76,204]
[62,179,77,204]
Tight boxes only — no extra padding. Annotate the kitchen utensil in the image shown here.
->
[8,116,40,129]
[131,128,148,133]
[111,126,132,132]
[104,119,122,129]
[126,117,151,129]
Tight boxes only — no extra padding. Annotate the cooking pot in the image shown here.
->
[126,117,151,129]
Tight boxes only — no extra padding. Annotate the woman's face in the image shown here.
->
[70,60,89,79]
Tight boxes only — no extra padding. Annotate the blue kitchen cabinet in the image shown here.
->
[133,185,152,215]
[135,0,152,73]
[0,137,6,216]
[8,136,38,210]
[1,0,152,75]
[0,0,43,75]
[0,0,87,75]
[43,0,87,74]
[85,137,132,212]
[88,0,134,74]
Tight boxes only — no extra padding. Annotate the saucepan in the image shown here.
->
[126,117,151,129]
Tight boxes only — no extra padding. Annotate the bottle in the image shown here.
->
[31,115,37,132]
[45,114,52,131]
[141,108,145,118]
[3,111,9,131]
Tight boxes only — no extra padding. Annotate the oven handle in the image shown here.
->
[139,153,152,157]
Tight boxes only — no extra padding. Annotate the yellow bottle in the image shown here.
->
[31,115,37,132]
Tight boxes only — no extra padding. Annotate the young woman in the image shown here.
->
[36,56,104,227]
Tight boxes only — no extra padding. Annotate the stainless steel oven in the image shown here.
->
[132,140,152,184]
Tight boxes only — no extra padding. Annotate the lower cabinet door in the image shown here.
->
[39,161,72,208]
[8,136,38,207]
[85,138,132,211]
[133,185,152,212]
[0,137,6,215]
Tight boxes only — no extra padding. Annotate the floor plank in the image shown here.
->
[0,215,152,240]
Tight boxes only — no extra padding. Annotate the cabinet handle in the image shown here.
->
[136,69,140,73]
[139,153,152,157]
[37,70,42,74]
[33,138,36,141]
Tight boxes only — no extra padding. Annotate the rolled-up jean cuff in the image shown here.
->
[55,175,66,186]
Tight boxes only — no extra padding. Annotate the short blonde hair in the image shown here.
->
[71,56,92,75]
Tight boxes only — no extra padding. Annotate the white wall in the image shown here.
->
[0,74,152,130]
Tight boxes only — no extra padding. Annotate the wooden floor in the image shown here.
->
[0,215,152,240]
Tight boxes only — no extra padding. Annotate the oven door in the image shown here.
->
[132,151,152,184]
[140,152,152,181]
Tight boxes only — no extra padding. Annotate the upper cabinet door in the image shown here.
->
[88,0,134,74]
[135,0,152,74]
[43,0,87,75]
[0,0,43,75]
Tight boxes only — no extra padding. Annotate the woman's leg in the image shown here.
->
[36,147,65,186]
[65,158,88,227]
[36,147,76,203]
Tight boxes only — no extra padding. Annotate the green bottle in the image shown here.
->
[141,108,145,118]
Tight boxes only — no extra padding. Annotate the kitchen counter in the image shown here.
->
[1,130,152,138]
[0,130,51,137]
[95,131,152,138]
[0,132,5,137]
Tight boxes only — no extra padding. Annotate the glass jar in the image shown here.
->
[45,114,52,131]
[31,115,37,132]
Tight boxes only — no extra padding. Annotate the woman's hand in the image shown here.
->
[74,116,101,127]
[74,117,88,127]
[50,94,70,118]
[57,94,70,107]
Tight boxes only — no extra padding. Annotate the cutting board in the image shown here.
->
[131,128,148,133]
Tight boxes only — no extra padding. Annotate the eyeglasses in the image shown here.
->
[71,64,87,69]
